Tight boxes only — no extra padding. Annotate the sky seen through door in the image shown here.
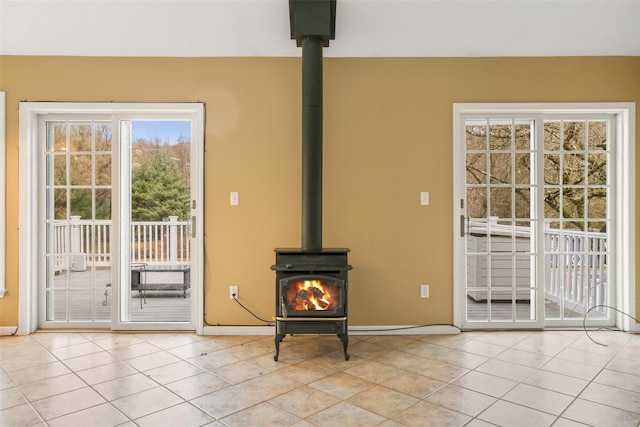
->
[132,120,190,144]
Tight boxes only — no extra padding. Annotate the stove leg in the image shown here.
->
[274,333,285,361]
[338,333,350,361]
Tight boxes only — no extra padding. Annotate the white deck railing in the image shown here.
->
[544,228,607,315]
[53,216,190,271]
[468,221,608,315]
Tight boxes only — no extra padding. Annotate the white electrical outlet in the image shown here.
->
[420,284,430,298]
[229,285,238,299]
[230,192,239,206]
[420,192,430,206]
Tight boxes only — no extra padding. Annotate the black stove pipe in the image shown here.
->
[301,36,324,252]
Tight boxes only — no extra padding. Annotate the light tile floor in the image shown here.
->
[1,330,639,426]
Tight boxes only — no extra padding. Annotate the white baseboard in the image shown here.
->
[1,326,19,336]
[202,324,459,336]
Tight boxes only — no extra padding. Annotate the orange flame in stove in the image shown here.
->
[286,279,338,311]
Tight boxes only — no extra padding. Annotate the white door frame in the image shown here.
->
[453,103,636,332]
[18,102,205,334]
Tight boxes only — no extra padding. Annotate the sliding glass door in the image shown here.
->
[30,103,204,331]
[455,105,620,330]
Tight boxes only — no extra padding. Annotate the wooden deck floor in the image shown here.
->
[466,296,606,321]
[51,269,190,323]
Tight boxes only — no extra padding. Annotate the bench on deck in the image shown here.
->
[131,263,191,298]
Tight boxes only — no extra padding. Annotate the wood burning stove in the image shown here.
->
[272,0,351,361]
[272,249,351,361]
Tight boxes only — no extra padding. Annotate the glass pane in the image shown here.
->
[514,122,532,150]
[48,122,67,152]
[46,257,67,289]
[53,155,67,185]
[564,220,585,232]
[515,255,533,288]
[70,188,92,219]
[515,188,530,219]
[95,124,112,152]
[544,121,561,151]
[563,153,586,186]
[95,189,112,220]
[544,154,560,185]
[516,232,534,253]
[588,221,607,235]
[489,122,511,150]
[45,189,55,221]
[70,155,92,185]
[588,121,607,151]
[70,123,92,152]
[46,290,68,321]
[545,302,561,320]
[95,289,111,321]
[55,188,67,219]
[587,188,607,219]
[490,300,513,321]
[489,187,511,218]
[588,254,608,305]
[544,187,561,220]
[69,290,93,321]
[489,255,513,288]
[516,299,535,321]
[563,121,586,151]
[466,187,487,219]
[587,153,607,185]
[516,219,532,229]
[562,187,586,219]
[490,153,512,184]
[488,232,514,254]
[93,223,111,263]
[466,295,488,321]
[466,153,487,184]
[545,220,561,233]
[45,224,56,254]
[514,153,530,185]
[466,122,487,150]
[95,154,111,185]
[467,250,488,322]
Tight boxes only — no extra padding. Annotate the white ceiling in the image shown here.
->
[1,0,639,57]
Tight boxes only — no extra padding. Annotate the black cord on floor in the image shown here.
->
[354,324,462,333]
[583,304,640,346]
[232,295,274,325]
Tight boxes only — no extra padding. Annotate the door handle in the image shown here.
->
[191,216,196,238]
[460,215,466,237]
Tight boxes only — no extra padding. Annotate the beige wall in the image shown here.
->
[1,56,639,328]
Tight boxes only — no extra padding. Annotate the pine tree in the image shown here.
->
[131,152,190,221]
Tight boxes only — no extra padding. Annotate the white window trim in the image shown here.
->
[453,103,637,332]
[0,92,6,298]
[18,102,205,335]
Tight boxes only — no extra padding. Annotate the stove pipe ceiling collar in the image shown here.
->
[289,0,336,47]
